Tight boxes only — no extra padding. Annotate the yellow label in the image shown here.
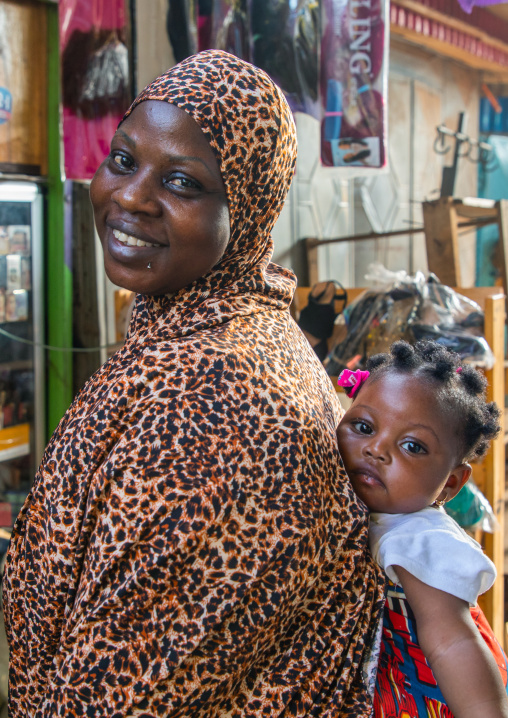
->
[0,423,30,460]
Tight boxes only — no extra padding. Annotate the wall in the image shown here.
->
[134,0,175,93]
[273,37,482,288]
[271,114,355,286]
[133,7,483,289]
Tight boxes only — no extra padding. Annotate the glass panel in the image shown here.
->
[0,199,35,529]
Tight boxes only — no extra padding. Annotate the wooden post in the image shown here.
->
[478,293,506,644]
[422,198,462,286]
[496,200,508,316]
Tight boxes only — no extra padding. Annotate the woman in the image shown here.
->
[3,50,383,716]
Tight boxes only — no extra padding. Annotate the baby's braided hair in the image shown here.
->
[365,340,501,462]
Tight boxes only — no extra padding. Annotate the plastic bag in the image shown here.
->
[325,263,494,376]
[445,478,498,533]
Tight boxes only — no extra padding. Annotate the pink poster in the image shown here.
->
[320,0,389,169]
[59,0,130,180]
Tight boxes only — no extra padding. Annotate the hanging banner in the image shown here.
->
[320,0,389,169]
[59,0,130,180]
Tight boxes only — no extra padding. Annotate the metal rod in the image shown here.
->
[306,215,497,250]
[306,226,425,249]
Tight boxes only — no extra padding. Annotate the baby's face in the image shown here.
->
[336,372,466,514]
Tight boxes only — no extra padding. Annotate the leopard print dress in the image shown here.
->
[3,51,384,717]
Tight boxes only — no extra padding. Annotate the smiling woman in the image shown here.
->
[3,50,384,717]
[91,101,230,296]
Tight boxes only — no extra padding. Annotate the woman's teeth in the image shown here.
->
[112,229,157,247]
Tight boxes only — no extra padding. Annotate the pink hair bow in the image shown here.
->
[337,369,370,397]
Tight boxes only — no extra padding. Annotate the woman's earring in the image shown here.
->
[147,262,152,269]
[433,496,447,508]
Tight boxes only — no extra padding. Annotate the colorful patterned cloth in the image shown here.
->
[3,51,384,717]
[374,582,508,717]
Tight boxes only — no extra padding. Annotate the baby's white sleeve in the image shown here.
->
[369,507,496,606]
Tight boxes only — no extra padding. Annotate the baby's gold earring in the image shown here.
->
[433,493,447,508]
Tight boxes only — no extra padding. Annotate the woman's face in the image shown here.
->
[90,101,230,295]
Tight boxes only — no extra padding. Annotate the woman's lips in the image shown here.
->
[112,228,158,248]
[105,227,166,263]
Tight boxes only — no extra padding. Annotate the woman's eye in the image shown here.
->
[166,175,200,190]
[352,420,372,435]
[401,440,426,455]
[111,153,133,170]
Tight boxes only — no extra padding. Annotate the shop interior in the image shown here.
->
[0,0,507,713]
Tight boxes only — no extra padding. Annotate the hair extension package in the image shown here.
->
[320,0,389,170]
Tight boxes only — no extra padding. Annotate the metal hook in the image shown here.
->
[433,128,450,155]
[457,138,472,158]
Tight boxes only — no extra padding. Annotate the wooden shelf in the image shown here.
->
[423,199,508,314]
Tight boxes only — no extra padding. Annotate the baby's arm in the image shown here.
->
[395,565,508,718]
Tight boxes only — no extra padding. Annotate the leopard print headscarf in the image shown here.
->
[126,49,296,279]
[125,49,299,341]
[4,51,384,718]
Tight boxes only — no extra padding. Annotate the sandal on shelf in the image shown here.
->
[297,281,348,361]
